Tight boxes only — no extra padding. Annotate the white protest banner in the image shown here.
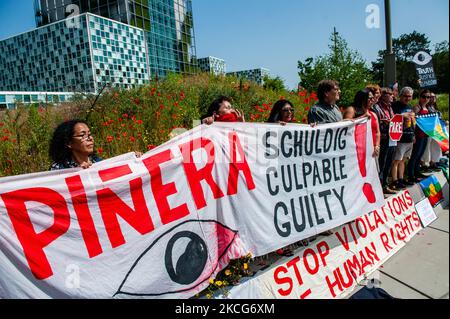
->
[0,119,384,298]
[225,190,422,299]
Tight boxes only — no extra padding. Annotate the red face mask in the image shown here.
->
[215,112,238,122]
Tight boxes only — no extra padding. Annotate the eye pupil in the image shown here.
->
[165,231,208,285]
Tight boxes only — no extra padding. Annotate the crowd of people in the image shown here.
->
[49,79,447,197]
[47,79,447,259]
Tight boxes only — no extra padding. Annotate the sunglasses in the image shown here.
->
[281,108,293,113]
[421,95,431,98]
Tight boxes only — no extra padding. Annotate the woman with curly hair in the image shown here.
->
[49,119,102,170]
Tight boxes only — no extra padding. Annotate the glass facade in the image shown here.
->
[0,13,149,93]
[0,15,94,92]
[35,0,129,27]
[198,56,226,76]
[0,91,75,110]
[227,68,271,86]
[88,14,149,90]
[34,0,198,79]
[145,0,197,78]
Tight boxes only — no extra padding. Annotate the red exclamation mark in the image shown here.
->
[355,123,376,203]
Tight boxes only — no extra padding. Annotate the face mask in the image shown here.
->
[216,112,238,122]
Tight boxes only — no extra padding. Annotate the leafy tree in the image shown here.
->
[263,75,286,92]
[298,31,373,106]
[432,41,449,93]
[370,31,448,92]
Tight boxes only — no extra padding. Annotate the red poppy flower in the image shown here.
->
[97,147,104,155]
[106,136,114,143]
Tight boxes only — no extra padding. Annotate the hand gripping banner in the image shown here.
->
[0,119,384,298]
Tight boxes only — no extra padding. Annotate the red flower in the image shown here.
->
[130,136,136,142]
[133,98,141,105]
[97,147,104,155]
[2,136,9,141]
[3,129,10,134]
[136,120,143,125]
[172,114,177,119]
[106,135,114,143]
[305,106,310,111]
[122,132,127,137]
[0,122,4,127]
[147,144,156,150]
[174,102,179,107]
[122,113,129,118]
[180,92,185,100]
[159,104,165,110]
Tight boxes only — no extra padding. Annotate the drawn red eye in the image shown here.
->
[115,220,238,297]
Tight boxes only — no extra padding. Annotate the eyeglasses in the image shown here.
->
[281,108,293,113]
[421,95,431,99]
[72,133,93,141]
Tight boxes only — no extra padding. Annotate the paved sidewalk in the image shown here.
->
[365,204,449,299]
[353,171,449,299]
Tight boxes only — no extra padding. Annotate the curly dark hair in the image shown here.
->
[49,119,88,164]
[267,99,294,123]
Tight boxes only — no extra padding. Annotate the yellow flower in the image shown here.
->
[243,263,248,270]
[206,293,212,299]
[215,281,223,287]
[225,269,231,276]
[209,278,214,284]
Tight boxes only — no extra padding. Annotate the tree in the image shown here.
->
[263,75,286,92]
[432,41,449,93]
[371,31,439,91]
[298,31,373,106]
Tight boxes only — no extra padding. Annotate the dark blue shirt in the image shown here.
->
[50,155,102,170]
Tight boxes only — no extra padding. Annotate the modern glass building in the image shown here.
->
[34,0,198,79]
[0,13,149,93]
[227,68,270,86]
[197,56,226,76]
[0,91,75,110]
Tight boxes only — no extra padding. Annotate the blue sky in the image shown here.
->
[1,0,448,89]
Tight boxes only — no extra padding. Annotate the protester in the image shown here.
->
[49,119,102,170]
[202,95,245,124]
[343,89,380,158]
[307,80,343,124]
[421,91,443,172]
[390,87,416,190]
[371,87,397,194]
[267,99,295,124]
[406,90,431,183]
[366,84,382,107]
